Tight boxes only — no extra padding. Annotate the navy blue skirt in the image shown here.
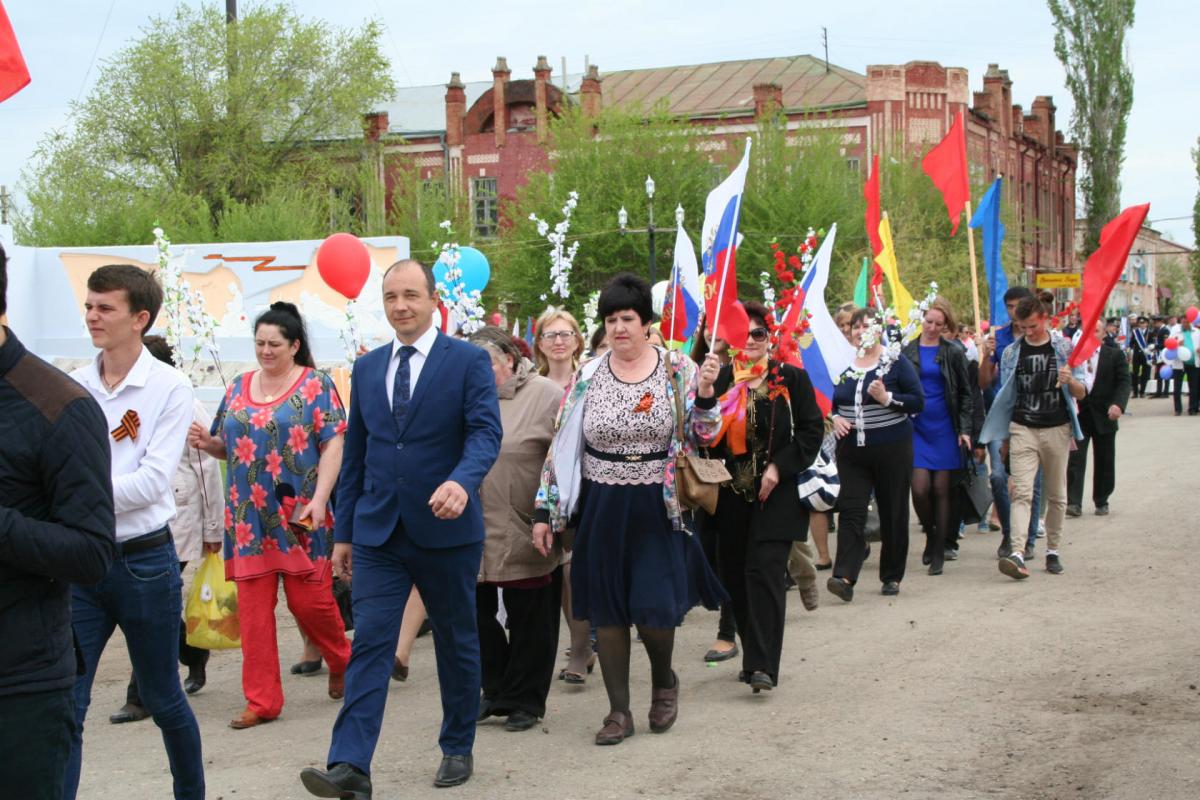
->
[571,480,727,628]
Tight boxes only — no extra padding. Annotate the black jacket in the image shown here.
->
[901,338,973,438]
[709,361,825,542]
[1080,342,1132,436]
[0,330,116,697]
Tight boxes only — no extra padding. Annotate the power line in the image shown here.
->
[74,0,119,105]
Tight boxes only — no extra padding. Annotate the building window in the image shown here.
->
[472,177,499,238]
[846,157,861,172]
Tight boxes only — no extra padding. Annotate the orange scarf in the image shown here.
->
[712,357,769,456]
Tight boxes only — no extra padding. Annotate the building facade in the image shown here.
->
[1073,221,1194,316]
[361,55,1076,273]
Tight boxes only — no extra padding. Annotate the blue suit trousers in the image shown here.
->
[328,525,483,773]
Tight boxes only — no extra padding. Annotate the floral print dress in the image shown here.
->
[211,368,346,581]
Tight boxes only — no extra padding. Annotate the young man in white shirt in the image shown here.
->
[65,265,204,800]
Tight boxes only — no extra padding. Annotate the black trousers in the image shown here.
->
[713,490,794,683]
[1174,365,1200,413]
[1132,354,1151,396]
[125,561,209,706]
[697,511,738,643]
[834,436,912,586]
[476,570,562,719]
[0,687,75,800]
[1067,414,1117,509]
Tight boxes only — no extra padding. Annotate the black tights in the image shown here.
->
[911,468,954,566]
[594,625,675,714]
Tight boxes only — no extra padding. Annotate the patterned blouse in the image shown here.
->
[582,353,673,485]
[211,368,347,581]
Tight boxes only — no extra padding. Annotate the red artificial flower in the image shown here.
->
[632,391,655,414]
[300,377,323,405]
[265,451,283,480]
[288,423,310,455]
[250,482,268,510]
[250,407,273,430]
[234,435,257,466]
[234,521,254,549]
[788,255,801,269]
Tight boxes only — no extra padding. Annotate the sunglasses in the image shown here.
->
[748,327,770,342]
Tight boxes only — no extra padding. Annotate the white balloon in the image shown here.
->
[1178,347,1193,362]
[651,280,669,316]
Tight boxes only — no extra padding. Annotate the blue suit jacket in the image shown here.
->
[334,331,502,549]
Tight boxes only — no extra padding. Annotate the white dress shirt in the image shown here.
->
[73,346,195,542]
[385,324,439,407]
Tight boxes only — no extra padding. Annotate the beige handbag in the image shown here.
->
[670,360,730,515]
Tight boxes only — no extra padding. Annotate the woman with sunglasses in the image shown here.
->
[708,302,824,693]
[533,308,596,685]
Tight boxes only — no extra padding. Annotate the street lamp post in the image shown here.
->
[618,175,669,285]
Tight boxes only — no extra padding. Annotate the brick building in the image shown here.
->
[361,54,1076,273]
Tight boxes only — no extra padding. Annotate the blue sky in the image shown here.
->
[1,0,1194,246]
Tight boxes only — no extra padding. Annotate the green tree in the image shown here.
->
[1048,0,1136,255]
[18,0,394,245]
[1156,255,1197,314]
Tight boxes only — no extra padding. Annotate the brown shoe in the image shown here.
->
[798,583,819,611]
[328,672,345,700]
[648,671,679,733]
[229,709,274,729]
[594,710,635,745]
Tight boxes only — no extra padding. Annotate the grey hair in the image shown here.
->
[468,326,521,368]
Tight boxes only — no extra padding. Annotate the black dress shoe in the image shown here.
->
[184,664,206,695]
[826,577,853,602]
[109,703,150,724]
[703,642,739,663]
[504,710,539,732]
[477,698,499,722]
[881,581,900,596]
[943,549,959,561]
[749,671,774,694]
[434,754,473,788]
[300,762,372,799]
[291,658,323,676]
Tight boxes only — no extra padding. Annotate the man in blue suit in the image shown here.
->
[301,259,502,797]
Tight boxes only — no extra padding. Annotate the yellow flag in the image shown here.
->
[875,215,914,323]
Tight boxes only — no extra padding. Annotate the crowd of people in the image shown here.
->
[0,240,1183,799]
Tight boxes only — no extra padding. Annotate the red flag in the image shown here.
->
[1069,204,1151,367]
[0,2,30,103]
[863,154,886,300]
[921,110,970,236]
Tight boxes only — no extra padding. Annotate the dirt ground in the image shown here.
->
[74,394,1200,800]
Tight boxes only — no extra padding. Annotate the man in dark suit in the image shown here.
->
[1129,316,1152,398]
[1067,319,1131,517]
[1151,316,1171,397]
[301,259,502,798]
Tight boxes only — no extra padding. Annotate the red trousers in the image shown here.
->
[237,567,350,718]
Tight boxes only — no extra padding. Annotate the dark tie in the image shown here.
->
[392,345,417,430]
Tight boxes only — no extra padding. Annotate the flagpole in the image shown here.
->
[964,200,982,329]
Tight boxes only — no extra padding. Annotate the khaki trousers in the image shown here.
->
[1008,422,1072,555]
[787,539,818,591]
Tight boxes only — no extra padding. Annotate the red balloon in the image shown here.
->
[979,320,991,333]
[1164,337,1179,350]
[316,233,371,300]
[1187,306,1199,324]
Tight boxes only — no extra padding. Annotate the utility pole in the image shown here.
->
[226,0,238,83]
[0,185,10,225]
[822,27,829,73]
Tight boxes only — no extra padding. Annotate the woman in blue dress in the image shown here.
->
[902,297,973,575]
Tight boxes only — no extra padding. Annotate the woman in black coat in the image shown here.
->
[709,302,824,693]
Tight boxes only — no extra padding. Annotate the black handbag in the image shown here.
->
[956,446,993,525]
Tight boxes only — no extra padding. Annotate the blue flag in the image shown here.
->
[969,177,1008,328]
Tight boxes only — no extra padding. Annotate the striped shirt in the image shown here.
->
[832,358,924,447]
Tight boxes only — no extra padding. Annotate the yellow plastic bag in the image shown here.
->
[185,553,241,650]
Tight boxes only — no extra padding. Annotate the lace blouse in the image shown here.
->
[582,352,673,485]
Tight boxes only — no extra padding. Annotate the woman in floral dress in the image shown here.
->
[189,302,351,729]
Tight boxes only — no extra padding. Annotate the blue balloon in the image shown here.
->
[457,246,491,295]
[1164,349,1178,362]
[1160,365,1174,381]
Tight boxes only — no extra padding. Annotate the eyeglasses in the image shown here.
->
[748,327,770,342]
[539,331,577,342]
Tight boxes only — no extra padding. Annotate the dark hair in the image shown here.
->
[1003,286,1034,304]
[468,325,522,370]
[1013,295,1046,321]
[511,334,533,361]
[1037,289,1055,307]
[142,334,176,367]
[383,258,437,297]
[742,299,771,329]
[849,306,882,329]
[0,242,7,318]
[589,325,607,354]
[598,272,653,324]
[254,302,315,367]
[87,265,164,329]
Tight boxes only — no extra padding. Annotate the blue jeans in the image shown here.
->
[987,440,1041,544]
[64,535,204,800]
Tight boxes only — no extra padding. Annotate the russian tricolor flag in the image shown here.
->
[661,223,703,345]
[700,138,751,350]
[798,224,856,415]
